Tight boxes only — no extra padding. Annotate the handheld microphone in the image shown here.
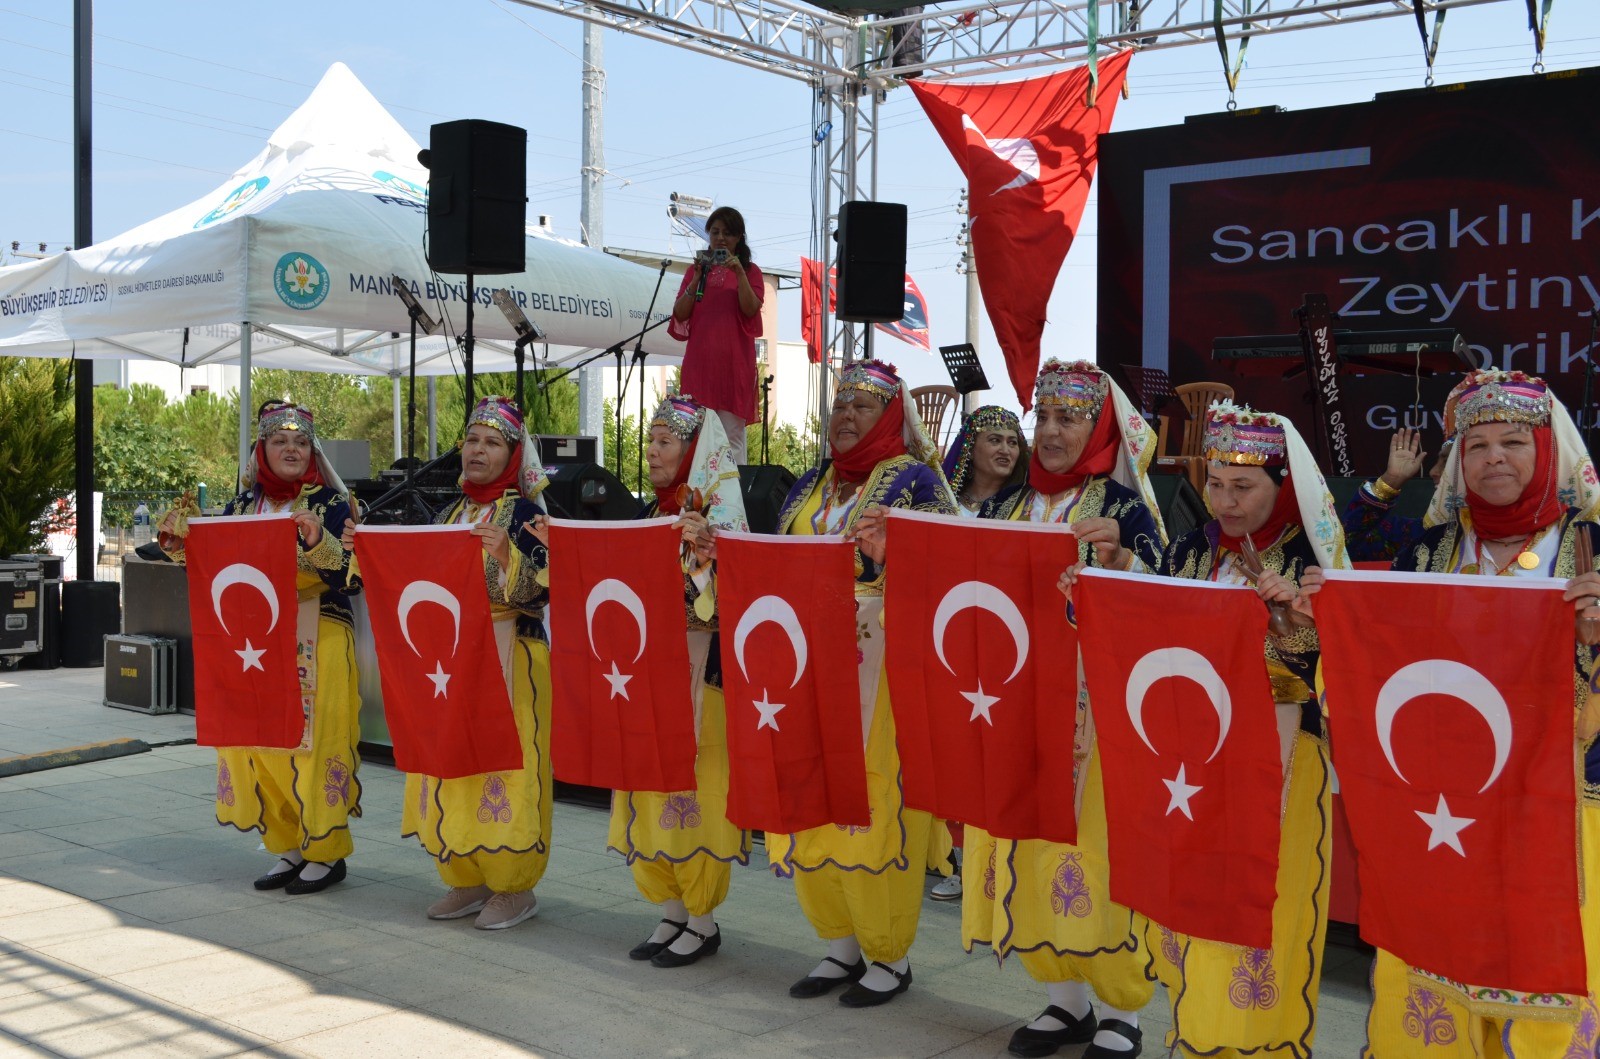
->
[694,254,711,302]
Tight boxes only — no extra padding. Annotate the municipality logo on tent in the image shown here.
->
[274,253,329,310]
[194,177,269,229]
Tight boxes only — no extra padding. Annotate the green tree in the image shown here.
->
[0,358,74,554]
[93,383,202,525]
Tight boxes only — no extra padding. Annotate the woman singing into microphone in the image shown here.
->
[670,206,764,463]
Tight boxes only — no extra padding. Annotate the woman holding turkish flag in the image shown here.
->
[1357,369,1600,1056]
[766,359,956,1008]
[157,400,361,895]
[388,397,554,931]
[1142,401,1349,1059]
[606,394,752,968]
[969,360,1167,1059]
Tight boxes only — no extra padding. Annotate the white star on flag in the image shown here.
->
[1162,764,1204,820]
[603,661,633,701]
[236,639,265,673]
[427,661,450,699]
[753,689,785,732]
[961,682,1001,725]
[1416,793,1475,856]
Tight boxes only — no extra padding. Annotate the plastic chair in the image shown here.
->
[1156,381,1235,490]
[909,384,960,455]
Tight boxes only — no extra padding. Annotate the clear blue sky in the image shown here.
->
[3,1,1596,402]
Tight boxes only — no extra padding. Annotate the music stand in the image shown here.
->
[1121,365,1190,427]
[491,288,546,415]
[391,276,444,521]
[938,343,990,395]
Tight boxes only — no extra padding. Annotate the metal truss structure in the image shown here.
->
[506,0,1513,376]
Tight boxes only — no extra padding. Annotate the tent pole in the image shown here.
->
[72,0,94,582]
[237,323,252,491]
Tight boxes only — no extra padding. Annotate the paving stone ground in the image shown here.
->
[0,666,1373,1057]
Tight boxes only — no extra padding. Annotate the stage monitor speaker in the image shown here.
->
[541,463,643,522]
[60,580,120,669]
[835,200,907,323]
[424,119,527,275]
[740,464,798,535]
[1147,473,1209,542]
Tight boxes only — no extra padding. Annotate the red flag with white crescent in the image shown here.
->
[547,518,696,792]
[874,273,932,354]
[884,510,1080,843]
[909,52,1131,410]
[185,514,303,749]
[1077,569,1284,949]
[354,525,520,779]
[716,532,869,833]
[1317,569,1586,995]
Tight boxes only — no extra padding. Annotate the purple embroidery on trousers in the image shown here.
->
[658,793,703,830]
[417,777,429,820]
[322,758,350,807]
[1562,1000,1598,1059]
[1050,853,1092,919]
[1401,987,1458,1047]
[1228,948,1280,1011]
[216,761,236,807]
[1160,926,1182,969]
[983,847,997,901]
[477,775,513,824]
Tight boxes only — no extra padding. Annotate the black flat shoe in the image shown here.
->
[789,956,867,998]
[284,858,346,895]
[252,859,304,891]
[1082,1018,1142,1059]
[651,925,720,968]
[1007,1005,1098,1058]
[838,962,912,1008]
[630,918,686,961]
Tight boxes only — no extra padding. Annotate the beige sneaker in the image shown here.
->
[427,885,492,920]
[474,890,538,930]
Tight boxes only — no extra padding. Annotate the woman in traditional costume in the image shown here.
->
[158,400,360,894]
[972,360,1166,1059]
[608,394,752,968]
[1361,369,1600,1056]
[1142,400,1349,1059]
[768,358,956,1007]
[944,404,1029,519]
[397,397,553,930]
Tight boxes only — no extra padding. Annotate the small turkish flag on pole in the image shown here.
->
[1077,568,1284,949]
[354,525,521,779]
[185,514,303,749]
[715,531,869,834]
[1318,569,1586,996]
[884,510,1080,843]
[547,518,695,792]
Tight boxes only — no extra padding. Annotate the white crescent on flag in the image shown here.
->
[210,563,280,635]
[1124,647,1234,764]
[396,580,462,656]
[584,578,649,663]
[1375,659,1512,793]
[733,595,808,688]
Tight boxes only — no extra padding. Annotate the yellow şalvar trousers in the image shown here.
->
[216,613,362,863]
[401,636,553,894]
[1142,731,1333,1059]
[962,747,1152,1012]
[1361,802,1600,1059]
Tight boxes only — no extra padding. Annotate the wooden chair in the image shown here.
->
[909,384,960,455]
[1156,381,1235,490]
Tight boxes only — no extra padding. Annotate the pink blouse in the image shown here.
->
[669,261,764,424]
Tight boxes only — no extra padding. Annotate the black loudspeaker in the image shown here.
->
[835,200,907,323]
[541,463,643,522]
[740,464,799,535]
[1147,473,1210,542]
[424,119,528,276]
[60,580,121,669]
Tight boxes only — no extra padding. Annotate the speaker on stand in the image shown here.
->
[740,465,799,535]
[834,201,908,325]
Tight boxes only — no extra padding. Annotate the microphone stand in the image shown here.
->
[628,258,675,486]
[361,445,462,524]
[760,372,775,464]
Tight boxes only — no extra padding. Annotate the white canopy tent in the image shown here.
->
[0,62,687,466]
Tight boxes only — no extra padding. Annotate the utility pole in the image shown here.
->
[577,20,606,445]
[958,189,982,415]
[73,0,94,582]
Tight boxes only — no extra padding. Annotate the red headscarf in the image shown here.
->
[831,396,908,484]
[1216,471,1301,555]
[1464,425,1563,539]
[1027,408,1119,495]
[253,438,324,503]
[462,441,524,505]
[653,434,700,515]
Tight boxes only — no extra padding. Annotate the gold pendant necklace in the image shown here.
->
[1515,550,1541,570]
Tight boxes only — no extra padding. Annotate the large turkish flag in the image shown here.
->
[715,531,869,833]
[1077,569,1284,948]
[884,510,1080,843]
[547,518,695,792]
[355,525,520,779]
[909,51,1131,410]
[185,514,303,749]
[1318,569,1586,995]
